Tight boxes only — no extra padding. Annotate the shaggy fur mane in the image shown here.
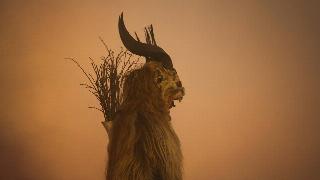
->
[106,62,183,180]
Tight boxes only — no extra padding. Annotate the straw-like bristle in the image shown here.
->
[69,37,141,123]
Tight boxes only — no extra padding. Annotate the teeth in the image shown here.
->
[172,101,176,107]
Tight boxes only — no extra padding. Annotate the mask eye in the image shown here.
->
[157,75,163,83]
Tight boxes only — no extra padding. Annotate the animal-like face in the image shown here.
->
[150,62,185,109]
[119,14,185,110]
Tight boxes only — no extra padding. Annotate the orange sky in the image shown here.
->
[1,0,319,179]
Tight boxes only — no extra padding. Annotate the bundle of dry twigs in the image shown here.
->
[67,37,140,135]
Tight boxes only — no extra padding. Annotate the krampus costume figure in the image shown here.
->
[106,13,185,180]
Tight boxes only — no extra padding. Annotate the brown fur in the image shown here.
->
[106,62,183,180]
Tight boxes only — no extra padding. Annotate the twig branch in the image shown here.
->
[68,38,140,126]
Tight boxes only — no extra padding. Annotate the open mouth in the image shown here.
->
[168,87,185,109]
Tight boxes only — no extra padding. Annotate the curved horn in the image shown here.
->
[118,13,173,69]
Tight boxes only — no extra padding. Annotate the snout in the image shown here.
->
[171,86,185,101]
[167,81,185,109]
[175,81,185,98]
[176,81,182,88]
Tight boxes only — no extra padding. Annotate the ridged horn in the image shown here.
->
[118,12,173,69]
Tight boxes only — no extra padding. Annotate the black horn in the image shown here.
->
[118,13,173,69]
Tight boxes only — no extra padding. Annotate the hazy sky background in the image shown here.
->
[1,0,319,179]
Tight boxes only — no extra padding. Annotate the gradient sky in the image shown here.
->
[1,0,319,179]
